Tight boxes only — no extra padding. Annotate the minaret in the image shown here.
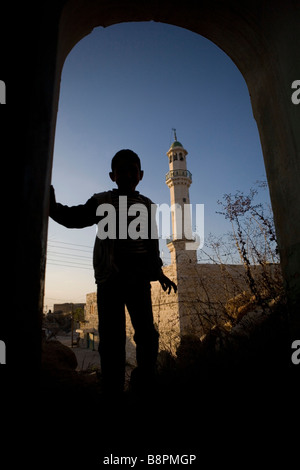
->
[164,130,199,337]
[166,130,197,265]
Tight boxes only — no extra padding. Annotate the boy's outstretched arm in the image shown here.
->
[158,272,177,295]
[49,185,98,228]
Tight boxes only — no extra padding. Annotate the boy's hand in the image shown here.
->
[50,185,56,203]
[158,272,177,295]
[49,185,57,213]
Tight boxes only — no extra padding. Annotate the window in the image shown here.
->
[173,153,178,161]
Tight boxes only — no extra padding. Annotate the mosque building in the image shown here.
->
[81,133,248,357]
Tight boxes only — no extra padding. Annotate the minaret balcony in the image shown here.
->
[166,235,197,245]
[165,169,192,182]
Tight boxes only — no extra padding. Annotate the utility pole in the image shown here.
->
[71,304,74,347]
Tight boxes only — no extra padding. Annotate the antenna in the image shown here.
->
[172,128,177,141]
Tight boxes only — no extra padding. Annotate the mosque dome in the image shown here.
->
[170,140,183,149]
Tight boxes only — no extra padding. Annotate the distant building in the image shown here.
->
[81,293,98,350]
[53,302,85,315]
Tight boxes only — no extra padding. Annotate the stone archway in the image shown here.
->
[12,0,300,377]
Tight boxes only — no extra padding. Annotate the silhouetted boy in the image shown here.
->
[50,149,177,395]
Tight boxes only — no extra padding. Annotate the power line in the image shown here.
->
[47,258,91,267]
[47,250,92,260]
[46,239,94,271]
[47,261,93,270]
[47,243,92,254]
[47,239,93,249]
[45,296,86,302]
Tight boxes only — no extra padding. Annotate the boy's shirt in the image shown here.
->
[50,188,163,284]
[111,189,148,256]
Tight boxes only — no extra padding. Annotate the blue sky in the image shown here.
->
[44,21,270,311]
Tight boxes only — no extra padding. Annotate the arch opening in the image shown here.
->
[47,20,270,311]
[14,1,300,379]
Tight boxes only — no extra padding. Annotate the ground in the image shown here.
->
[8,324,298,469]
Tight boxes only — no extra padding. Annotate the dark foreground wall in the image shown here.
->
[1,0,299,383]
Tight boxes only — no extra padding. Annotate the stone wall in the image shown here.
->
[84,293,98,332]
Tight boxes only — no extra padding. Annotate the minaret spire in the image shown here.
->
[172,128,177,141]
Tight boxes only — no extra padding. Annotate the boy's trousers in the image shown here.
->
[97,273,159,393]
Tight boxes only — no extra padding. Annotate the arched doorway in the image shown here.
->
[14,0,300,376]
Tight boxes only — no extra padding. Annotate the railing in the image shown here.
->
[165,169,192,182]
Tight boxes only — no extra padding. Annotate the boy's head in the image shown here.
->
[110,149,143,192]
